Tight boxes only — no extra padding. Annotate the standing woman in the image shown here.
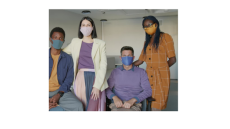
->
[63,16,108,111]
[133,16,176,111]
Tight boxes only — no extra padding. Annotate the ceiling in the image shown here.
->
[65,9,178,20]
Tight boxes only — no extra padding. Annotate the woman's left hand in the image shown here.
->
[91,87,100,100]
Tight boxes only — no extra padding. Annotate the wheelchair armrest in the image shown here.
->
[106,97,112,111]
[146,97,155,111]
[147,97,155,102]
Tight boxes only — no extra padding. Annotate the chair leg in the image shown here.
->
[146,97,155,111]
[106,97,111,111]
[141,99,147,111]
[147,102,152,111]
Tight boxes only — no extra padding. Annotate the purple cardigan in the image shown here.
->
[106,65,152,103]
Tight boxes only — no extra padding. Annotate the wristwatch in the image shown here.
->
[58,91,64,97]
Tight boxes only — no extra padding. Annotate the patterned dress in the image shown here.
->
[138,33,176,110]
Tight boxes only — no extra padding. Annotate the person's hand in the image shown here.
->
[49,102,58,110]
[91,87,100,100]
[133,60,144,66]
[50,94,61,104]
[112,96,123,108]
[49,98,58,110]
[123,98,137,109]
[49,98,52,103]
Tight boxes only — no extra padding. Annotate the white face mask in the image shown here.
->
[80,27,93,37]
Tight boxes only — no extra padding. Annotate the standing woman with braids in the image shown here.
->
[133,16,176,111]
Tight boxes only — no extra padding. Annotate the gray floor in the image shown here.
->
[162,79,178,111]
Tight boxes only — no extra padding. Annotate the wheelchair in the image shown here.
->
[106,65,155,111]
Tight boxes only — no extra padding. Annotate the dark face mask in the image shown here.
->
[51,38,64,49]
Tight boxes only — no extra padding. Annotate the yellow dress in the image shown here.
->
[138,33,176,110]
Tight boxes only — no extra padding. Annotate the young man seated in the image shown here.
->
[49,27,83,111]
[106,46,152,111]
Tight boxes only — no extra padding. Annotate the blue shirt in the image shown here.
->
[106,65,152,103]
[49,48,74,93]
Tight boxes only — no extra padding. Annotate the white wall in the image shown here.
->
[103,16,178,79]
[49,11,178,79]
[49,10,102,48]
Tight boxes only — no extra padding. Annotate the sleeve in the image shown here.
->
[138,41,146,61]
[62,39,73,54]
[164,34,176,58]
[58,56,74,93]
[134,69,152,103]
[93,42,107,90]
[105,70,116,99]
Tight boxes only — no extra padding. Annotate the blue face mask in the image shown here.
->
[51,39,64,49]
[121,56,133,66]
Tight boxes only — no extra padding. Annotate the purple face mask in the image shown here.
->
[80,27,93,37]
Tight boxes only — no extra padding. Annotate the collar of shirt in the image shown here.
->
[121,64,135,71]
[49,48,65,59]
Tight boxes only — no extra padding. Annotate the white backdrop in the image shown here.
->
[49,10,102,48]
[103,16,178,79]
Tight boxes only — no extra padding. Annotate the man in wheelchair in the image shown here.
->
[106,46,152,111]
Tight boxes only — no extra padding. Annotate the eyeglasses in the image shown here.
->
[143,23,155,29]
